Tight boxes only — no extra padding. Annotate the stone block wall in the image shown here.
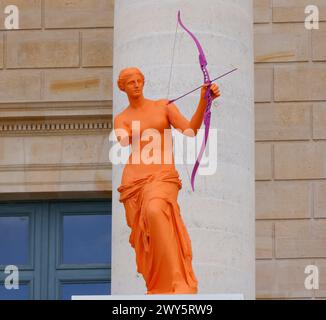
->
[0,0,114,199]
[254,0,326,299]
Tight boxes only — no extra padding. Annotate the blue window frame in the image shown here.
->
[0,199,111,300]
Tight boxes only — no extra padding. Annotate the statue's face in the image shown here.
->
[124,74,144,98]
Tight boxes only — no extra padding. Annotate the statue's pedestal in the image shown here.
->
[72,294,244,300]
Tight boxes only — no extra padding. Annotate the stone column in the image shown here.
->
[112,0,255,299]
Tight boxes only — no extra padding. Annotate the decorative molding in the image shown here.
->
[0,115,112,136]
[0,100,112,111]
[0,163,112,172]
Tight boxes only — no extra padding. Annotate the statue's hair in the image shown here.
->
[117,67,145,91]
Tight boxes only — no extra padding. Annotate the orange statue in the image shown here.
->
[114,67,220,294]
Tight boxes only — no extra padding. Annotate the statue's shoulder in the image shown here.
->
[156,98,169,104]
[155,99,169,109]
[114,107,130,127]
[116,106,130,118]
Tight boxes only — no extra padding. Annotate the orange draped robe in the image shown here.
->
[117,169,198,294]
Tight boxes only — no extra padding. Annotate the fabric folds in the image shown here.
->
[117,169,198,294]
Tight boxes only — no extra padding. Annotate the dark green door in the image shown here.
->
[0,199,111,300]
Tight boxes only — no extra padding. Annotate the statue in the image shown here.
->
[114,67,220,294]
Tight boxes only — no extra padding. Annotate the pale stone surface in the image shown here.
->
[254,0,271,23]
[0,70,41,102]
[255,103,311,141]
[82,29,113,67]
[24,136,63,164]
[274,65,326,102]
[313,103,326,139]
[190,228,251,268]
[183,197,251,239]
[274,142,326,180]
[273,0,326,23]
[254,0,326,301]
[256,181,311,219]
[256,221,273,259]
[255,143,272,180]
[254,67,273,102]
[0,136,25,165]
[256,260,313,298]
[0,135,110,166]
[43,68,113,101]
[7,30,79,68]
[112,0,255,299]
[314,182,326,218]
[193,263,251,296]
[312,23,326,61]
[0,101,112,118]
[275,220,326,258]
[0,32,3,68]
[0,135,111,194]
[0,0,42,30]
[61,135,106,164]
[254,23,309,63]
[44,0,114,28]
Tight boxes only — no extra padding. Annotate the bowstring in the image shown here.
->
[167,17,192,191]
[167,20,179,99]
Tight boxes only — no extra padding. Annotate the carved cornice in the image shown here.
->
[0,115,112,136]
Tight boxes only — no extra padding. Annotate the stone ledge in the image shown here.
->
[0,190,112,201]
[0,100,112,118]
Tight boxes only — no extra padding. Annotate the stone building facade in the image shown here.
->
[254,0,326,299]
[0,0,113,198]
[0,0,114,300]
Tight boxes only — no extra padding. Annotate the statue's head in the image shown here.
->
[117,67,145,98]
